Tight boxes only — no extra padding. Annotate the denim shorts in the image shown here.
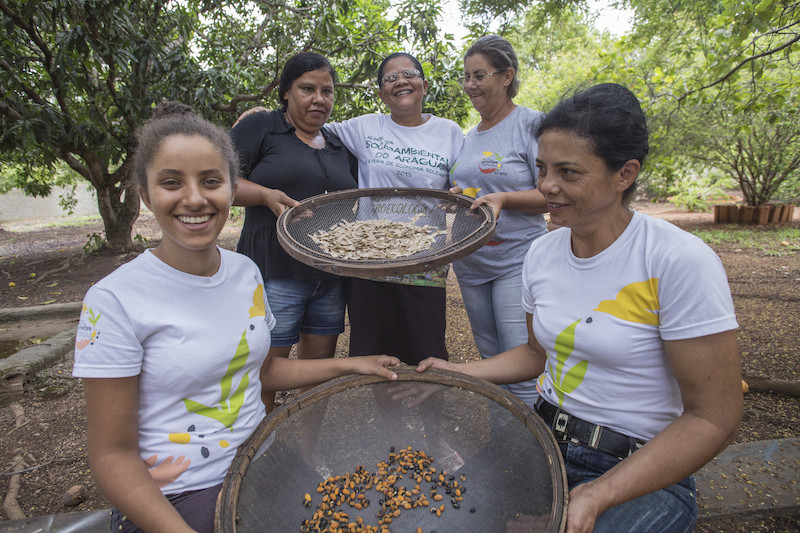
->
[560,442,697,533]
[265,277,346,346]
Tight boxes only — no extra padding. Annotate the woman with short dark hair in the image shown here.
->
[421,82,743,533]
[231,52,358,412]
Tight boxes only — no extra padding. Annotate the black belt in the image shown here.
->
[535,398,647,459]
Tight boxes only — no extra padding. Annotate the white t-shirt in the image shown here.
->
[522,212,738,441]
[327,113,464,189]
[328,113,464,286]
[72,248,275,493]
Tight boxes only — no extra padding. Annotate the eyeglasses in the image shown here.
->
[380,69,422,86]
[459,70,506,86]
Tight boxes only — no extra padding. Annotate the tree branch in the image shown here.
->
[677,33,800,102]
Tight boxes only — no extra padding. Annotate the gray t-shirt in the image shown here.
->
[450,106,548,285]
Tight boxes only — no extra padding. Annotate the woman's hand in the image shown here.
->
[263,187,300,217]
[232,106,268,128]
[415,356,460,373]
[471,191,506,219]
[349,355,401,381]
[234,179,299,216]
[564,480,605,533]
[448,186,463,195]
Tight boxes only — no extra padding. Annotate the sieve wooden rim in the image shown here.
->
[276,187,496,277]
[215,367,568,533]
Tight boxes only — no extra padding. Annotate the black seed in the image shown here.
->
[470,507,476,513]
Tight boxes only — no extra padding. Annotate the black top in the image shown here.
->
[231,110,358,279]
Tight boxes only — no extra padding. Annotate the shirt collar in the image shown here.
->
[273,110,344,149]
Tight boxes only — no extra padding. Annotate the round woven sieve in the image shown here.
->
[276,187,496,276]
[216,368,567,533]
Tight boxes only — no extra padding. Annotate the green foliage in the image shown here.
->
[1,0,470,252]
[667,173,728,213]
[499,0,800,206]
[83,232,107,255]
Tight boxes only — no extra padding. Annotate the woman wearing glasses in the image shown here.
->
[449,35,549,408]
[233,52,463,365]
[326,52,464,365]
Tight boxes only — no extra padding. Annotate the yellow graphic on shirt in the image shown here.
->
[595,279,660,325]
[451,179,482,198]
[550,320,588,406]
[249,284,266,318]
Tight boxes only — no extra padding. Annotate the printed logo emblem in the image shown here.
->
[478,152,503,174]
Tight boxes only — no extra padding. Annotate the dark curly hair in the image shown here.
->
[132,100,239,192]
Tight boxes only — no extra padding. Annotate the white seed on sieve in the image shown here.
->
[309,218,445,260]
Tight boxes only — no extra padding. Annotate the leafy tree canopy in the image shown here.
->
[0,0,469,250]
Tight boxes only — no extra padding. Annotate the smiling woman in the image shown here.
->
[324,52,464,365]
[448,34,549,408]
[71,100,400,533]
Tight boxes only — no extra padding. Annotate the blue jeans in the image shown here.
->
[264,278,346,346]
[561,443,698,533]
[459,270,538,407]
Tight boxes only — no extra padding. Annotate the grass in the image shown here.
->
[691,226,800,256]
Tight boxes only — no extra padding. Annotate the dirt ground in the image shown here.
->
[0,202,798,531]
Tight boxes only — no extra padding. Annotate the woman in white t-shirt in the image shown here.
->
[326,52,463,365]
[73,101,399,533]
[419,84,742,533]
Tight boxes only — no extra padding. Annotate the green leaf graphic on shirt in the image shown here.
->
[550,320,588,406]
[86,308,101,326]
[594,278,660,325]
[183,331,250,429]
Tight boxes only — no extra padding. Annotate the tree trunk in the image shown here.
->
[93,164,141,253]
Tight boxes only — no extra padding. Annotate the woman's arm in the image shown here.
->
[260,354,400,392]
[83,377,196,533]
[471,189,549,219]
[564,330,743,533]
[417,313,547,382]
[232,179,299,216]
[232,106,268,128]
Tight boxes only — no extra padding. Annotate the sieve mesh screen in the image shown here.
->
[217,370,566,532]
[276,188,496,277]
